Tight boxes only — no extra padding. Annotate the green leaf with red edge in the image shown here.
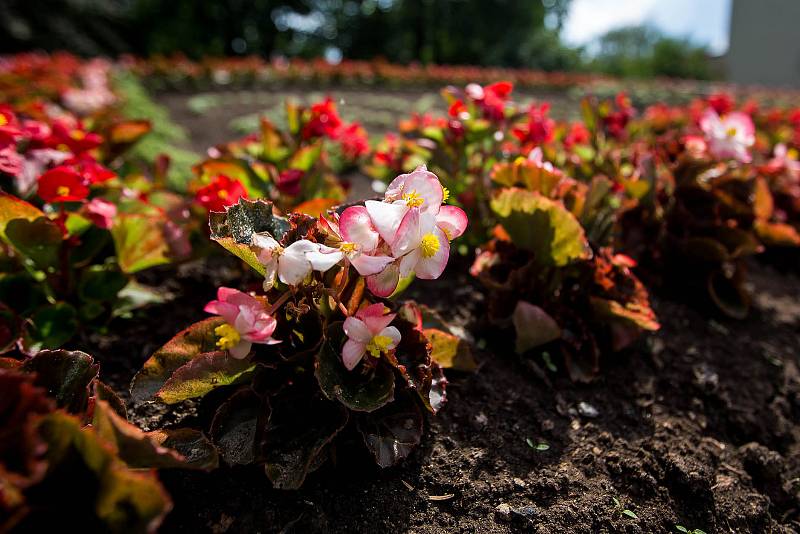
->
[513,300,561,354]
[0,192,44,241]
[22,349,98,414]
[32,412,171,533]
[287,142,322,172]
[93,380,127,419]
[315,323,395,412]
[263,390,348,489]
[357,393,423,468]
[92,399,218,470]
[5,217,63,270]
[210,388,264,466]
[111,213,171,273]
[130,317,225,403]
[155,351,256,404]
[491,188,591,267]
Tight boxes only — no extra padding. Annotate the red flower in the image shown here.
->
[302,98,343,140]
[512,102,554,148]
[37,166,89,203]
[340,123,369,160]
[448,99,468,118]
[466,81,514,121]
[708,92,734,115]
[564,121,590,149]
[64,155,115,184]
[276,169,303,196]
[195,175,246,212]
[49,120,103,154]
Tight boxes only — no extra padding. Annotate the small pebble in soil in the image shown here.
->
[495,503,512,522]
[578,401,600,418]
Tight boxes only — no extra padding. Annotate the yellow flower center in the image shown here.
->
[340,242,357,254]
[71,130,86,140]
[366,334,393,358]
[403,190,424,208]
[420,232,440,258]
[442,187,450,203]
[218,189,229,199]
[56,186,70,197]
[0,115,7,126]
[726,127,737,137]
[215,323,241,350]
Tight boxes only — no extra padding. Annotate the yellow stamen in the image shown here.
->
[340,242,357,254]
[215,324,241,350]
[420,233,440,259]
[71,130,86,140]
[0,115,7,126]
[366,334,393,358]
[726,127,737,137]
[218,189,229,199]
[56,186,70,197]
[442,187,450,203]
[403,190,424,208]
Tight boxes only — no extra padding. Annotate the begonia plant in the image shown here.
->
[130,169,467,488]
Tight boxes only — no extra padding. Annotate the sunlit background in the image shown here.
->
[1,0,798,86]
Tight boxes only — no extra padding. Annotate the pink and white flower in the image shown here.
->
[204,287,280,359]
[306,206,394,276]
[82,198,117,229]
[699,109,755,163]
[252,234,330,290]
[365,165,444,242]
[342,303,401,370]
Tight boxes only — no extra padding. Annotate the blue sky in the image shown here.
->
[562,0,732,55]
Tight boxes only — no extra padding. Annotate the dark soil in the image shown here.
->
[77,256,800,534]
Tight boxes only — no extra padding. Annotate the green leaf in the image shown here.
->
[111,213,170,273]
[0,192,44,241]
[623,509,638,520]
[78,266,128,303]
[29,303,79,350]
[491,188,591,267]
[263,391,348,489]
[357,394,423,468]
[130,317,225,403]
[155,351,256,404]
[0,272,47,315]
[287,142,322,172]
[315,324,395,412]
[22,349,98,413]
[35,412,171,532]
[112,280,168,317]
[5,217,63,269]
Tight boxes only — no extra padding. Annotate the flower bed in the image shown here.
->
[1,53,800,532]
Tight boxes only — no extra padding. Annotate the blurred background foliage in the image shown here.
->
[0,0,717,79]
